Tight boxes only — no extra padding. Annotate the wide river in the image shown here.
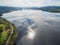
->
[2,10,60,45]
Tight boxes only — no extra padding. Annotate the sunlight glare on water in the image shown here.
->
[27,29,35,39]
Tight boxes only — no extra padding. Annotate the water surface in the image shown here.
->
[2,10,60,45]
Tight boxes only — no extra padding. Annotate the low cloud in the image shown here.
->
[0,0,60,7]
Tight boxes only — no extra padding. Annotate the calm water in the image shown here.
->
[2,10,60,45]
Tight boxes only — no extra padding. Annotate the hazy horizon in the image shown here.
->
[0,0,60,7]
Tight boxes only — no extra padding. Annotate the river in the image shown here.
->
[2,10,60,45]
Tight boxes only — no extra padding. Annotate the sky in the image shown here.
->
[0,0,60,7]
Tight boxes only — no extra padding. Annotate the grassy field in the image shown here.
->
[0,24,5,31]
[0,24,8,45]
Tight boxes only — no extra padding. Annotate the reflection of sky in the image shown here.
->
[0,0,60,7]
[2,10,60,45]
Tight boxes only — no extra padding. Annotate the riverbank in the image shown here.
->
[0,16,18,45]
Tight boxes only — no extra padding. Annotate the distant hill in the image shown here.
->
[0,6,60,16]
[0,6,22,15]
[0,6,41,16]
[40,6,60,13]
